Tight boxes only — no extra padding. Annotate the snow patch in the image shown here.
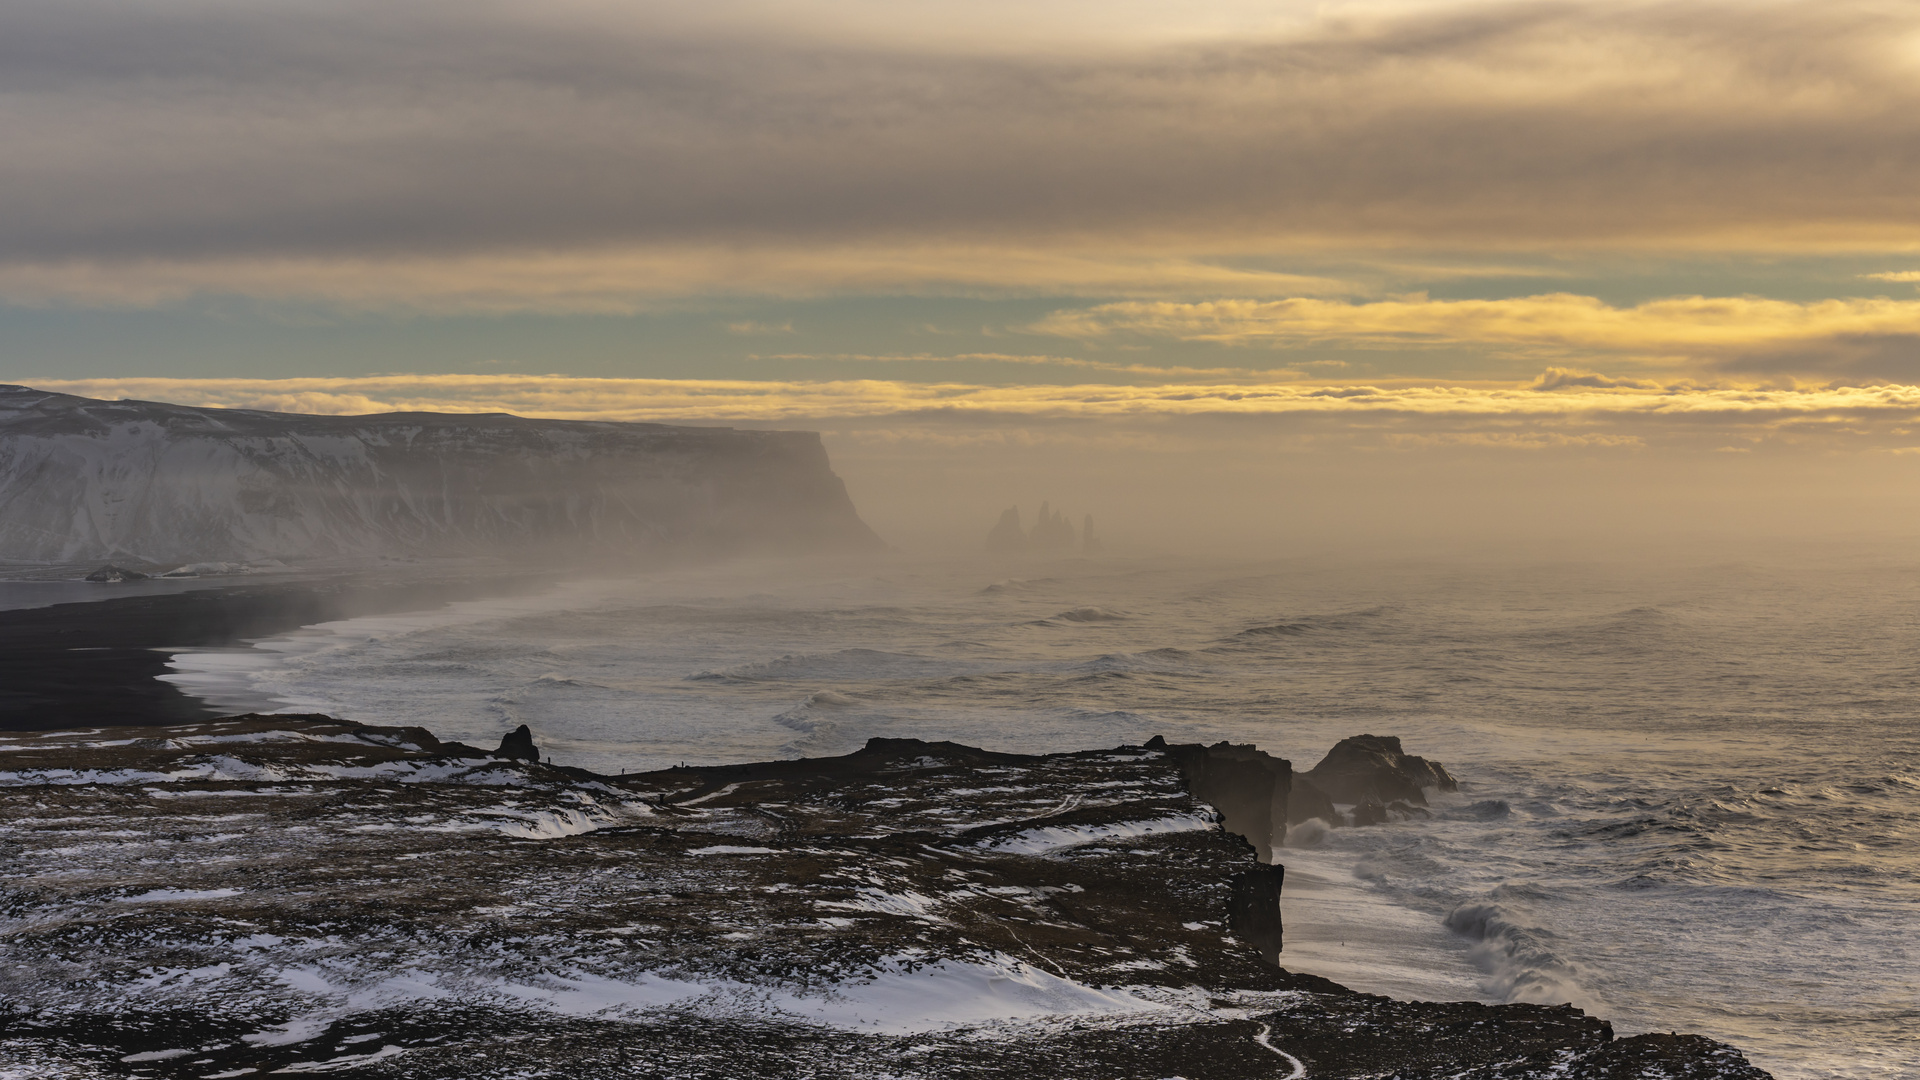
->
[816,888,948,922]
[973,812,1216,855]
[118,888,242,903]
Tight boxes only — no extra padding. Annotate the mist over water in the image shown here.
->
[163,551,1920,1079]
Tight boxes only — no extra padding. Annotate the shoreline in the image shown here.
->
[0,572,558,730]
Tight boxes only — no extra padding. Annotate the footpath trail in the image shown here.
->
[1253,1024,1308,1079]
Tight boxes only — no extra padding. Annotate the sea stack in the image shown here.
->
[494,724,539,762]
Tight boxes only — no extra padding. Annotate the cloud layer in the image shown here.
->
[1030,293,1920,380]
[5,0,1920,305]
[25,375,1920,454]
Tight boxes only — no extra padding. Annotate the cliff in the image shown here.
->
[0,385,881,564]
[0,719,1773,1079]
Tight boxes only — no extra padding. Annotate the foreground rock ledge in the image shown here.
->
[0,716,1771,1079]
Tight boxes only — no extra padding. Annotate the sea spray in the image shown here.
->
[148,552,1920,1078]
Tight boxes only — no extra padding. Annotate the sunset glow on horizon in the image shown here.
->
[8,0,1920,548]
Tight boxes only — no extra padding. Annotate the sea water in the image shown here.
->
[160,553,1920,1078]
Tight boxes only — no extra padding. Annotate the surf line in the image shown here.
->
[1252,1023,1306,1079]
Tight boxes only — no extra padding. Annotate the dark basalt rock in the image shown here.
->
[494,723,539,761]
[1152,736,1292,859]
[1568,1033,1774,1079]
[1306,733,1460,807]
[0,718,1770,1080]
[1227,862,1286,964]
[1350,796,1391,826]
[83,563,147,582]
[1288,773,1340,827]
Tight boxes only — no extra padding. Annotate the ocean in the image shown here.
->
[158,552,1920,1078]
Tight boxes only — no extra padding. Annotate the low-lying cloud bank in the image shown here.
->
[27,375,1920,453]
[1033,294,1920,361]
[1024,291,1920,382]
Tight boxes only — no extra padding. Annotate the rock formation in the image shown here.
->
[1228,862,1288,965]
[0,717,1774,1079]
[984,506,1027,553]
[0,385,882,564]
[1300,734,1460,825]
[1029,501,1077,551]
[1152,737,1293,860]
[982,502,1095,554]
[1288,772,1341,826]
[494,724,539,761]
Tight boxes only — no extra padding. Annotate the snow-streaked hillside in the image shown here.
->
[0,386,882,564]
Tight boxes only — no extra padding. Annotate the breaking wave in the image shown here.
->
[1445,892,1594,1012]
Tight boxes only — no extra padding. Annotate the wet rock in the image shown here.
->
[1567,1032,1773,1079]
[1288,774,1340,827]
[1350,797,1391,827]
[1305,733,1459,807]
[0,718,1769,1080]
[1227,862,1285,965]
[495,723,539,761]
[1151,736,1291,859]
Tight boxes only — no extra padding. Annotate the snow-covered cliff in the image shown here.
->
[0,386,882,564]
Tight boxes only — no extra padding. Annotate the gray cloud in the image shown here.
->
[1716,334,1920,383]
[2,0,1919,267]
[1529,368,1661,391]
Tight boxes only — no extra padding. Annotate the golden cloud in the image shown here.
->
[1029,293,1920,373]
[24,375,1920,449]
[747,352,1295,379]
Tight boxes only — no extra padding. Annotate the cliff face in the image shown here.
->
[0,720,1774,1079]
[0,385,882,563]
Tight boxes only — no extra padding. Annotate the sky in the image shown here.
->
[6,0,1920,552]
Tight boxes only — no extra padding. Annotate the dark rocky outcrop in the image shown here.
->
[1288,774,1340,827]
[1228,863,1286,965]
[494,723,539,761]
[982,501,1092,555]
[0,718,1772,1080]
[1148,736,1291,859]
[83,564,148,582]
[1305,733,1459,807]
[984,507,1027,553]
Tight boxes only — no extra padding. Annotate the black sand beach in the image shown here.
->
[0,575,554,730]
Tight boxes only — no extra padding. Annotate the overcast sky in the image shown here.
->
[7,0,1920,550]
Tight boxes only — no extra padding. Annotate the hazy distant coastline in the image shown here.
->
[0,385,882,566]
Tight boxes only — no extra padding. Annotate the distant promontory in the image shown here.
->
[0,385,882,564]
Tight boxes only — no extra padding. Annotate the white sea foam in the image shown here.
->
[120,553,1920,1078]
[1445,898,1593,1010]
